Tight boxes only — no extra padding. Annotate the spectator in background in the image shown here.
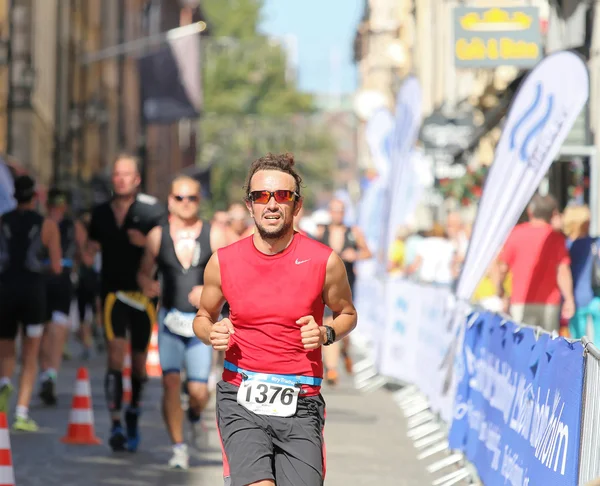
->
[472,259,512,313]
[227,203,253,241]
[406,222,455,285]
[563,205,600,342]
[211,210,230,230]
[387,226,409,275]
[402,227,425,280]
[447,211,468,262]
[497,194,575,332]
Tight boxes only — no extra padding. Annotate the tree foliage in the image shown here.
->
[199,0,336,211]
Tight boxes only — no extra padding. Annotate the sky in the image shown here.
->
[259,0,364,95]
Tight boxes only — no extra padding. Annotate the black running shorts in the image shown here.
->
[0,280,46,339]
[46,272,74,322]
[102,291,155,352]
[216,381,326,486]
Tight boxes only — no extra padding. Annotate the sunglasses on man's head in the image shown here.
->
[172,194,199,202]
[247,190,298,204]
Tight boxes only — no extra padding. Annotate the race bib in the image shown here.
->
[237,374,300,417]
[163,309,195,338]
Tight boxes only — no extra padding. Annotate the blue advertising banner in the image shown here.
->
[449,311,584,486]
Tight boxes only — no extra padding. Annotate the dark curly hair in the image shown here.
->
[244,152,303,199]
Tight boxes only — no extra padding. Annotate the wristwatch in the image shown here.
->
[323,325,336,346]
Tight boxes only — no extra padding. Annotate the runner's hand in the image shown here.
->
[297,315,325,350]
[127,229,146,247]
[141,279,160,298]
[188,285,204,308]
[210,318,235,351]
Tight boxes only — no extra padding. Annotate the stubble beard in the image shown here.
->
[255,219,293,241]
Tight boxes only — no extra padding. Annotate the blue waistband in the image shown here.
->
[43,258,73,268]
[223,360,322,387]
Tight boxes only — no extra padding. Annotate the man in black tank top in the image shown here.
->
[38,189,88,406]
[137,175,229,470]
[0,175,62,432]
[316,198,372,386]
[86,154,167,452]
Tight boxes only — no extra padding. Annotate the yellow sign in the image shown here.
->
[454,6,542,68]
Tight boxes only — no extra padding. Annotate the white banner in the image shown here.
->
[376,278,459,422]
[378,277,420,384]
[365,108,394,180]
[361,107,394,255]
[456,51,589,301]
[415,285,457,423]
[0,162,16,216]
[353,272,380,350]
[383,77,422,262]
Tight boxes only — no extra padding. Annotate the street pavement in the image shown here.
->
[6,353,434,485]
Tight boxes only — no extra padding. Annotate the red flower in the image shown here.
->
[461,197,471,206]
[472,186,482,197]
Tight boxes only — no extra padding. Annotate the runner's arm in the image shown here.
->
[74,219,93,267]
[137,226,161,292]
[42,218,63,275]
[352,226,372,260]
[321,251,357,342]
[194,252,226,345]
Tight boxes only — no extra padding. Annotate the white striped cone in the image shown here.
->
[146,324,162,378]
[61,367,101,445]
[123,346,132,404]
[0,412,15,486]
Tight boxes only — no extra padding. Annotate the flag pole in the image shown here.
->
[80,21,207,65]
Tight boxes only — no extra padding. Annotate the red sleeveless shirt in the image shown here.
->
[218,232,333,396]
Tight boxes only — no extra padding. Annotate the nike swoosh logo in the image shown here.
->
[295,258,310,265]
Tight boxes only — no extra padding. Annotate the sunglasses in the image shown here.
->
[172,194,199,202]
[247,190,298,204]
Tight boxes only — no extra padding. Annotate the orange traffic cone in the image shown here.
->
[123,345,132,404]
[0,412,15,486]
[61,367,102,445]
[146,323,162,378]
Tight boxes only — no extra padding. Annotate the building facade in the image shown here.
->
[0,0,204,207]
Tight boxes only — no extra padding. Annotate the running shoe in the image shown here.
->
[168,444,189,470]
[188,409,209,450]
[39,378,57,406]
[12,416,39,432]
[125,407,141,452]
[109,424,127,451]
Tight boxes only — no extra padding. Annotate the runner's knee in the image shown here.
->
[162,372,181,392]
[187,381,209,404]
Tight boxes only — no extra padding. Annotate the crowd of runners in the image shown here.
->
[0,151,360,486]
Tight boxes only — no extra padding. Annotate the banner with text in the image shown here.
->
[378,278,455,413]
[449,311,584,486]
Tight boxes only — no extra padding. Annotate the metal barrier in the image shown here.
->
[578,337,600,485]
[353,277,600,486]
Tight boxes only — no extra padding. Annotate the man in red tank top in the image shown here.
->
[194,152,357,486]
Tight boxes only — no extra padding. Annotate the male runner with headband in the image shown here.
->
[0,175,62,431]
[194,152,358,486]
[138,175,228,469]
[87,154,167,451]
[38,189,88,405]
